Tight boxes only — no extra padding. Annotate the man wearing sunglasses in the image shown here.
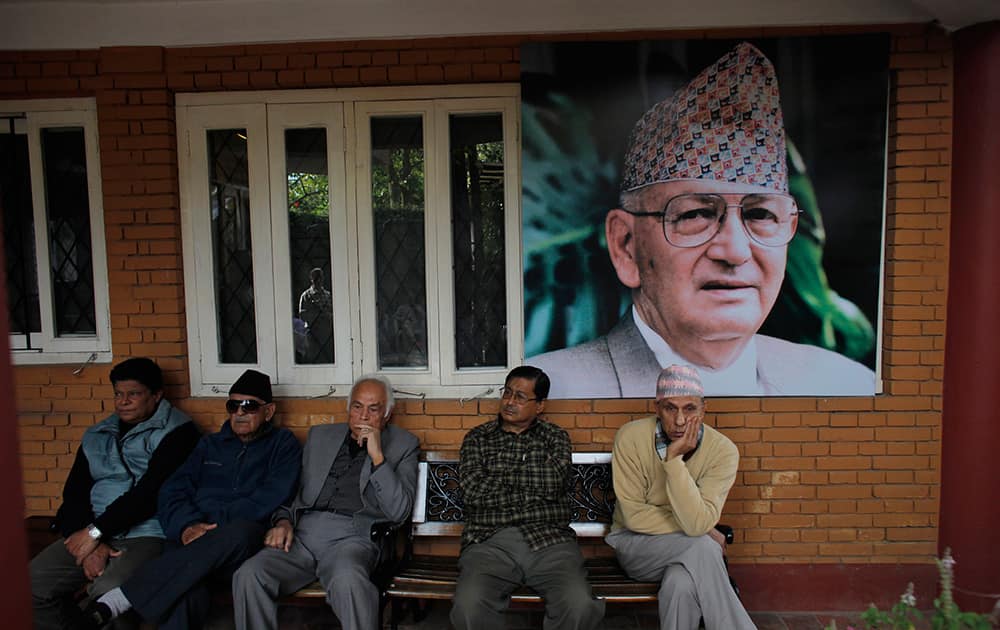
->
[530,42,875,398]
[76,369,302,630]
[233,374,419,630]
[450,366,604,630]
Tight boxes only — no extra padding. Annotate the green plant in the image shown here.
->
[825,549,995,630]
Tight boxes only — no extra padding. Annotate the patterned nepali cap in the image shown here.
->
[655,365,704,400]
[621,42,787,193]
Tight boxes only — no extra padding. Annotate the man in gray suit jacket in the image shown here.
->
[529,43,876,399]
[531,315,874,399]
[232,374,419,630]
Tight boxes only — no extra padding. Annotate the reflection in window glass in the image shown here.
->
[41,127,96,336]
[208,128,257,363]
[286,128,333,365]
[371,116,427,369]
[450,114,507,368]
[1,128,40,339]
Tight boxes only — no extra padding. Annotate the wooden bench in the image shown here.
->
[23,515,399,624]
[25,452,735,628]
[382,451,736,630]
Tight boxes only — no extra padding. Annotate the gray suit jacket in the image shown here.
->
[274,423,420,538]
[528,315,876,398]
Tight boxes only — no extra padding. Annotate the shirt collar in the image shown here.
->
[487,416,540,435]
[341,429,367,456]
[631,306,763,396]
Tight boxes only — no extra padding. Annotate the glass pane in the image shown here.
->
[41,127,96,336]
[450,114,507,368]
[1,126,40,338]
[286,128,333,365]
[208,129,257,363]
[371,116,427,369]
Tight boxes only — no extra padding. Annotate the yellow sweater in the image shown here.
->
[610,417,739,537]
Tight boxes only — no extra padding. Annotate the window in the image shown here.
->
[178,86,521,397]
[1,99,111,365]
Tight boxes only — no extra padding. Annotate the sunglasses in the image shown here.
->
[225,399,266,414]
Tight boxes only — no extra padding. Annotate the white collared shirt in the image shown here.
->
[631,306,764,396]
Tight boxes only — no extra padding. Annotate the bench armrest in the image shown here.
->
[370,521,398,541]
[370,521,412,593]
[714,524,734,545]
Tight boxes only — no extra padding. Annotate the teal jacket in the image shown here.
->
[80,399,194,539]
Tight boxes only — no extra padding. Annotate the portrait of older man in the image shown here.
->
[528,42,877,398]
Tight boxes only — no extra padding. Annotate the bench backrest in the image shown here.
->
[411,451,615,538]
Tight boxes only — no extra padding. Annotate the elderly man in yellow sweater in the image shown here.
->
[606,365,755,630]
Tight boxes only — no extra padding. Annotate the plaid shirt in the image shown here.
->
[459,417,574,551]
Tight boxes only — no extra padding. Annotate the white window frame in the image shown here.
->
[177,103,276,391]
[355,99,442,385]
[2,98,111,365]
[267,102,357,388]
[432,97,523,387]
[177,85,522,398]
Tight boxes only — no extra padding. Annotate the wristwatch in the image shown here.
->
[86,524,102,540]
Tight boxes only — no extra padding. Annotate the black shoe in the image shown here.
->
[69,601,113,630]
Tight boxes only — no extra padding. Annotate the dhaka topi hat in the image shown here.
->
[656,365,704,400]
[621,42,787,193]
[230,369,273,403]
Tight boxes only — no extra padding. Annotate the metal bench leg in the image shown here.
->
[389,597,402,630]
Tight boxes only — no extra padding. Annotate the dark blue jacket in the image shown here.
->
[157,420,302,542]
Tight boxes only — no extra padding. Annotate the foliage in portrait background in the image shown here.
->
[521,35,890,370]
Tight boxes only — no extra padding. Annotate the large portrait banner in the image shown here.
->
[522,35,889,398]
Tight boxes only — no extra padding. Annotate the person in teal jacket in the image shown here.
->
[76,369,302,630]
[30,357,200,630]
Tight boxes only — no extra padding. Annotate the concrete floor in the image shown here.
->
[271,600,864,629]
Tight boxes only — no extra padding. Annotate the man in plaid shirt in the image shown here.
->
[450,366,605,630]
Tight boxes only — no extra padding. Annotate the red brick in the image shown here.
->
[400,51,428,65]
[261,55,287,70]
[443,64,472,82]
[100,47,164,73]
[234,56,261,71]
[200,57,232,72]
[332,67,360,85]
[344,52,372,67]
[360,67,388,84]
[416,65,444,83]
[248,71,277,89]
[388,66,417,83]
[288,54,315,69]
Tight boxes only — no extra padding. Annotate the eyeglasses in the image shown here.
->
[499,386,539,406]
[626,192,800,248]
[226,399,265,414]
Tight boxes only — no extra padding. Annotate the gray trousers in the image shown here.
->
[30,535,163,630]
[232,512,379,630]
[605,529,755,630]
[450,527,605,630]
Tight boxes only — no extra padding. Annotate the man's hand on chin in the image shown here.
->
[665,418,702,462]
[359,423,386,467]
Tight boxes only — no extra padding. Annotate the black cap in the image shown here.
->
[229,369,273,403]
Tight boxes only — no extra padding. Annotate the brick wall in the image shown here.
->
[4,24,952,567]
